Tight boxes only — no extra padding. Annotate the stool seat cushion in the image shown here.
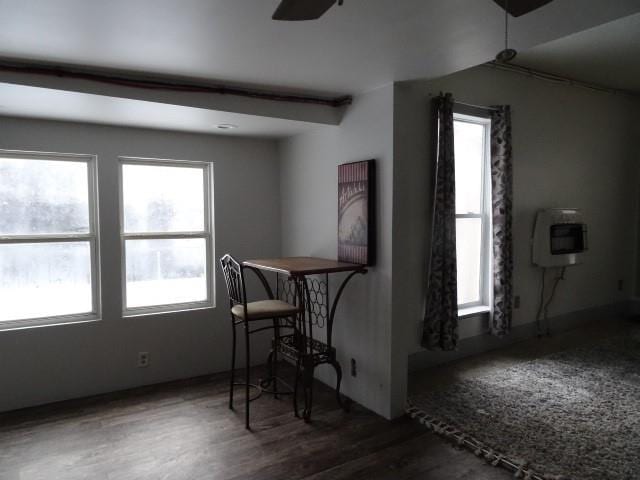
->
[231,299,300,320]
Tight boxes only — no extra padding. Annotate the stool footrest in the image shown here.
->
[232,383,263,402]
[234,376,295,402]
[259,375,295,395]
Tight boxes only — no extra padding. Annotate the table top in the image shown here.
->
[243,257,365,276]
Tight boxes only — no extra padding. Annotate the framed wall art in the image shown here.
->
[338,159,375,266]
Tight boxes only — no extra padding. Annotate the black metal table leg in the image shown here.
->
[329,359,350,411]
[301,355,314,422]
[323,269,367,411]
[292,268,367,422]
[249,264,366,423]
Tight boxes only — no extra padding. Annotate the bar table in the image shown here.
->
[242,256,367,421]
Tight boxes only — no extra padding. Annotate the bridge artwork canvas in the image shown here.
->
[338,160,375,266]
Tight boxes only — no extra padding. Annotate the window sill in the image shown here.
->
[458,305,490,318]
[0,314,101,332]
[123,303,215,318]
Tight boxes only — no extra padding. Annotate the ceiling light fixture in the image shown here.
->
[495,0,517,63]
[216,123,238,130]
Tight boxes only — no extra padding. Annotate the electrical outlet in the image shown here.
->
[618,279,624,292]
[137,351,150,368]
[350,358,357,377]
[514,295,521,309]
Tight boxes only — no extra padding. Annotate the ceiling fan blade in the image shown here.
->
[492,0,554,17]
[272,0,338,21]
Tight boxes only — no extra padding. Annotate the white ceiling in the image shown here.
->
[1,0,639,97]
[515,13,640,94]
[0,83,321,137]
[1,0,639,137]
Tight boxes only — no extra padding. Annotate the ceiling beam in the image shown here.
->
[0,59,349,126]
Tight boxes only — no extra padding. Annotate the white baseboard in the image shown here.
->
[408,301,633,372]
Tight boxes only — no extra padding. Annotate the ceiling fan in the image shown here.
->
[492,0,554,17]
[272,0,342,21]
[272,0,553,21]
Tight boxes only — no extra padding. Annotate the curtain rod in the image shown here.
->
[454,100,500,111]
[483,60,637,98]
[0,60,353,108]
[428,93,499,111]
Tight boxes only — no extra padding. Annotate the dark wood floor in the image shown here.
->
[0,364,510,480]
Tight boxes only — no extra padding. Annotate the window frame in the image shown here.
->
[452,113,493,312]
[0,149,101,330]
[118,156,215,316]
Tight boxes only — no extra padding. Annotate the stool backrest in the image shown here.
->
[219,254,246,309]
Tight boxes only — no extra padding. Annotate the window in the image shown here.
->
[453,113,492,311]
[120,157,213,314]
[0,150,99,328]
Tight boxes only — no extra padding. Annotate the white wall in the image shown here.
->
[278,85,398,418]
[0,117,281,412]
[4,67,637,419]
[392,66,640,357]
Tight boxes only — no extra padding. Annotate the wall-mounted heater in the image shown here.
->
[532,208,587,337]
[532,208,587,267]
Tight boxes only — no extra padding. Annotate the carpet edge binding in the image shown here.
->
[404,401,570,480]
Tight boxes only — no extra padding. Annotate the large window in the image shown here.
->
[120,157,213,314]
[454,113,492,311]
[0,150,99,328]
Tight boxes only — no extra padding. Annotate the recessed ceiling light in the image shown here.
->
[216,123,238,130]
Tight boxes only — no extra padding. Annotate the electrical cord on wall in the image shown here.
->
[535,267,546,336]
[536,266,566,337]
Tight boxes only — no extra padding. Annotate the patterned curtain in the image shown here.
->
[489,106,514,336]
[422,93,458,351]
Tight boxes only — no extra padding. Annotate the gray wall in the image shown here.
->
[4,66,638,418]
[0,117,281,412]
[278,84,398,418]
[393,66,639,361]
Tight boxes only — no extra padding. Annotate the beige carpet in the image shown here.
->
[408,321,640,480]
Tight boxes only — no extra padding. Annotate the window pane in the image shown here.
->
[0,157,90,235]
[0,242,93,321]
[454,120,485,214]
[456,218,482,305]
[125,238,207,308]
[122,164,205,233]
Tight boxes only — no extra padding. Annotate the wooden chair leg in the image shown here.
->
[245,326,251,430]
[229,320,237,410]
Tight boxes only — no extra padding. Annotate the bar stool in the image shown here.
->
[219,254,301,429]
